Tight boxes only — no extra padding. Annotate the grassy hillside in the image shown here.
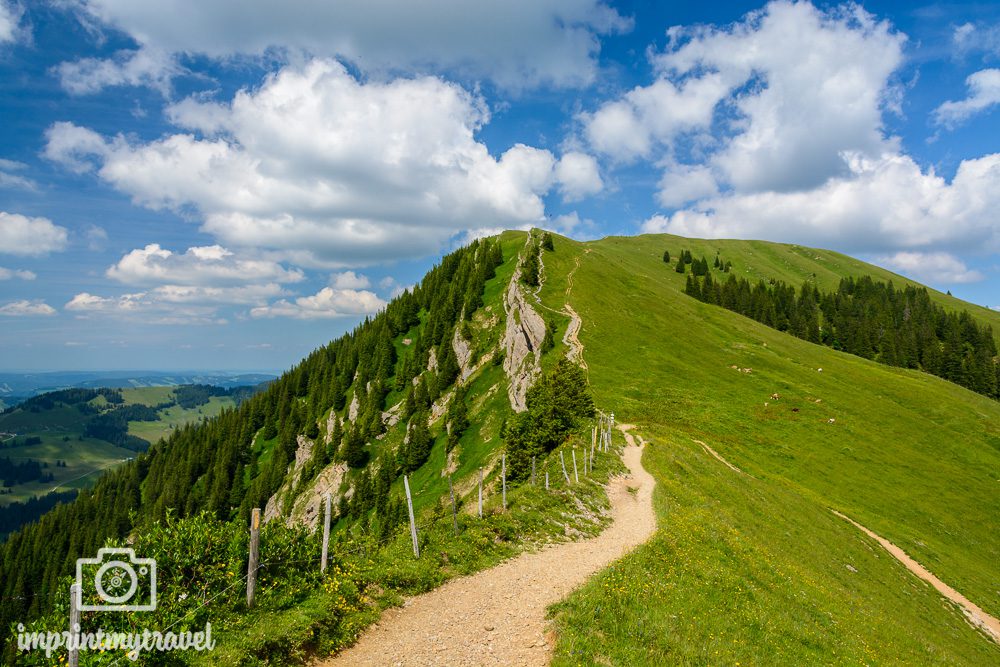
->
[0,386,242,506]
[532,233,1000,664]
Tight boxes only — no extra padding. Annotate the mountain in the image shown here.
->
[1,231,998,665]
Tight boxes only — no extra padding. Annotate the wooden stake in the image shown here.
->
[545,470,549,490]
[531,456,536,485]
[320,493,332,573]
[68,583,80,667]
[572,449,579,483]
[404,475,419,558]
[478,467,483,518]
[501,453,507,510]
[247,508,261,608]
[560,450,570,484]
[449,475,458,536]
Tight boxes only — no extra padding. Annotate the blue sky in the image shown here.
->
[1,0,999,372]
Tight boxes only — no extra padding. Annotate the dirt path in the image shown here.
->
[831,510,1000,644]
[693,438,747,475]
[321,434,656,666]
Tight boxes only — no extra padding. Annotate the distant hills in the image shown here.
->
[0,370,276,408]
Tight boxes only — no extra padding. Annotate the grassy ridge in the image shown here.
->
[538,233,1000,663]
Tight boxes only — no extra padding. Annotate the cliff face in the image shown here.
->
[502,247,546,412]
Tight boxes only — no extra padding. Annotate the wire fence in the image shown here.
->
[49,413,621,666]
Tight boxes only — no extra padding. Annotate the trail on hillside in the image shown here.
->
[693,438,748,476]
[321,430,655,666]
[831,510,1000,645]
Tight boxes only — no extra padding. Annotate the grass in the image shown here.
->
[128,395,234,444]
[535,232,1000,664]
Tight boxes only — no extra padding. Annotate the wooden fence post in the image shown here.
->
[403,475,419,558]
[449,475,458,536]
[321,493,332,573]
[247,508,260,608]
[560,450,571,484]
[531,456,536,486]
[545,470,549,490]
[572,449,579,483]
[68,583,80,667]
[478,467,483,518]
[501,453,507,510]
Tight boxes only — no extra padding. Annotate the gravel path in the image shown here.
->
[320,428,655,666]
[831,510,1000,644]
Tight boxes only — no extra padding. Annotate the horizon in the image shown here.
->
[2,0,1000,372]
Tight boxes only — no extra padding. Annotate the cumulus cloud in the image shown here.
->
[61,0,630,91]
[329,271,370,289]
[0,267,35,280]
[106,243,303,286]
[55,47,180,96]
[875,251,984,285]
[0,1,23,44]
[0,300,56,316]
[934,69,1000,128]
[45,60,596,266]
[0,159,38,191]
[65,291,232,325]
[643,152,1000,254]
[583,1,903,195]
[554,152,603,201]
[250,286,386,319]
[0,212,69,256]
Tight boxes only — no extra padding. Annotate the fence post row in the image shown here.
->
[403,474,420,558]
[247,508,261,608]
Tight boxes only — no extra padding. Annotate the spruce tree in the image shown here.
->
[675,258,686,274]
[663,250,671,264]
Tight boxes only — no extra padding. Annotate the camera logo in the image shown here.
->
[76,548,157,612]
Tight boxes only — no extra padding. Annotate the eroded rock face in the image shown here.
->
[263,434,316,523]
[348,393,360,421]
[502,262,545,412]
[453,327,474,380]
[427,347,438,372]
[291,462,349,531]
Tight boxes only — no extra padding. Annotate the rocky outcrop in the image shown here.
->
[263,434,317,523]
[430,388,453,424]
[348,392,360,421]
[453,326,475,381]
[427,347,438,372]
[502,254,546,412]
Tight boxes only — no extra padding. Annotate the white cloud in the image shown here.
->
[934,69,1000,128]
[106,243,303,286]
[554,152,603,201]
[65,291,230,325]
[86,225,108,251]
[875,251,984,285]
[62,0,630,91]
[583,1,904,195]
[0,159,38,191]
[55,47,180,96]
[657,164,718,207]
[251,286,386,319]
[0,212,69,256]
[330,271,370,289]
[0,267,35,280]
[45,60,591,266]
[0,1,23,44]
[643,151,1000,254]
[0,300,56,317]
[953,22,1000,59]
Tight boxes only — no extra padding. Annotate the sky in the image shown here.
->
[1,1,1000,372]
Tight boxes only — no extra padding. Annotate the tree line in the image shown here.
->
[0,237,505,652]
[684,269,1000,400]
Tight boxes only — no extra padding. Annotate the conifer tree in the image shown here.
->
[663,250,671,263]
[675,258,686,274]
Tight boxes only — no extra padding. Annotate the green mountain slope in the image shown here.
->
[534,233,1000,664]
[1,230,998,665]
